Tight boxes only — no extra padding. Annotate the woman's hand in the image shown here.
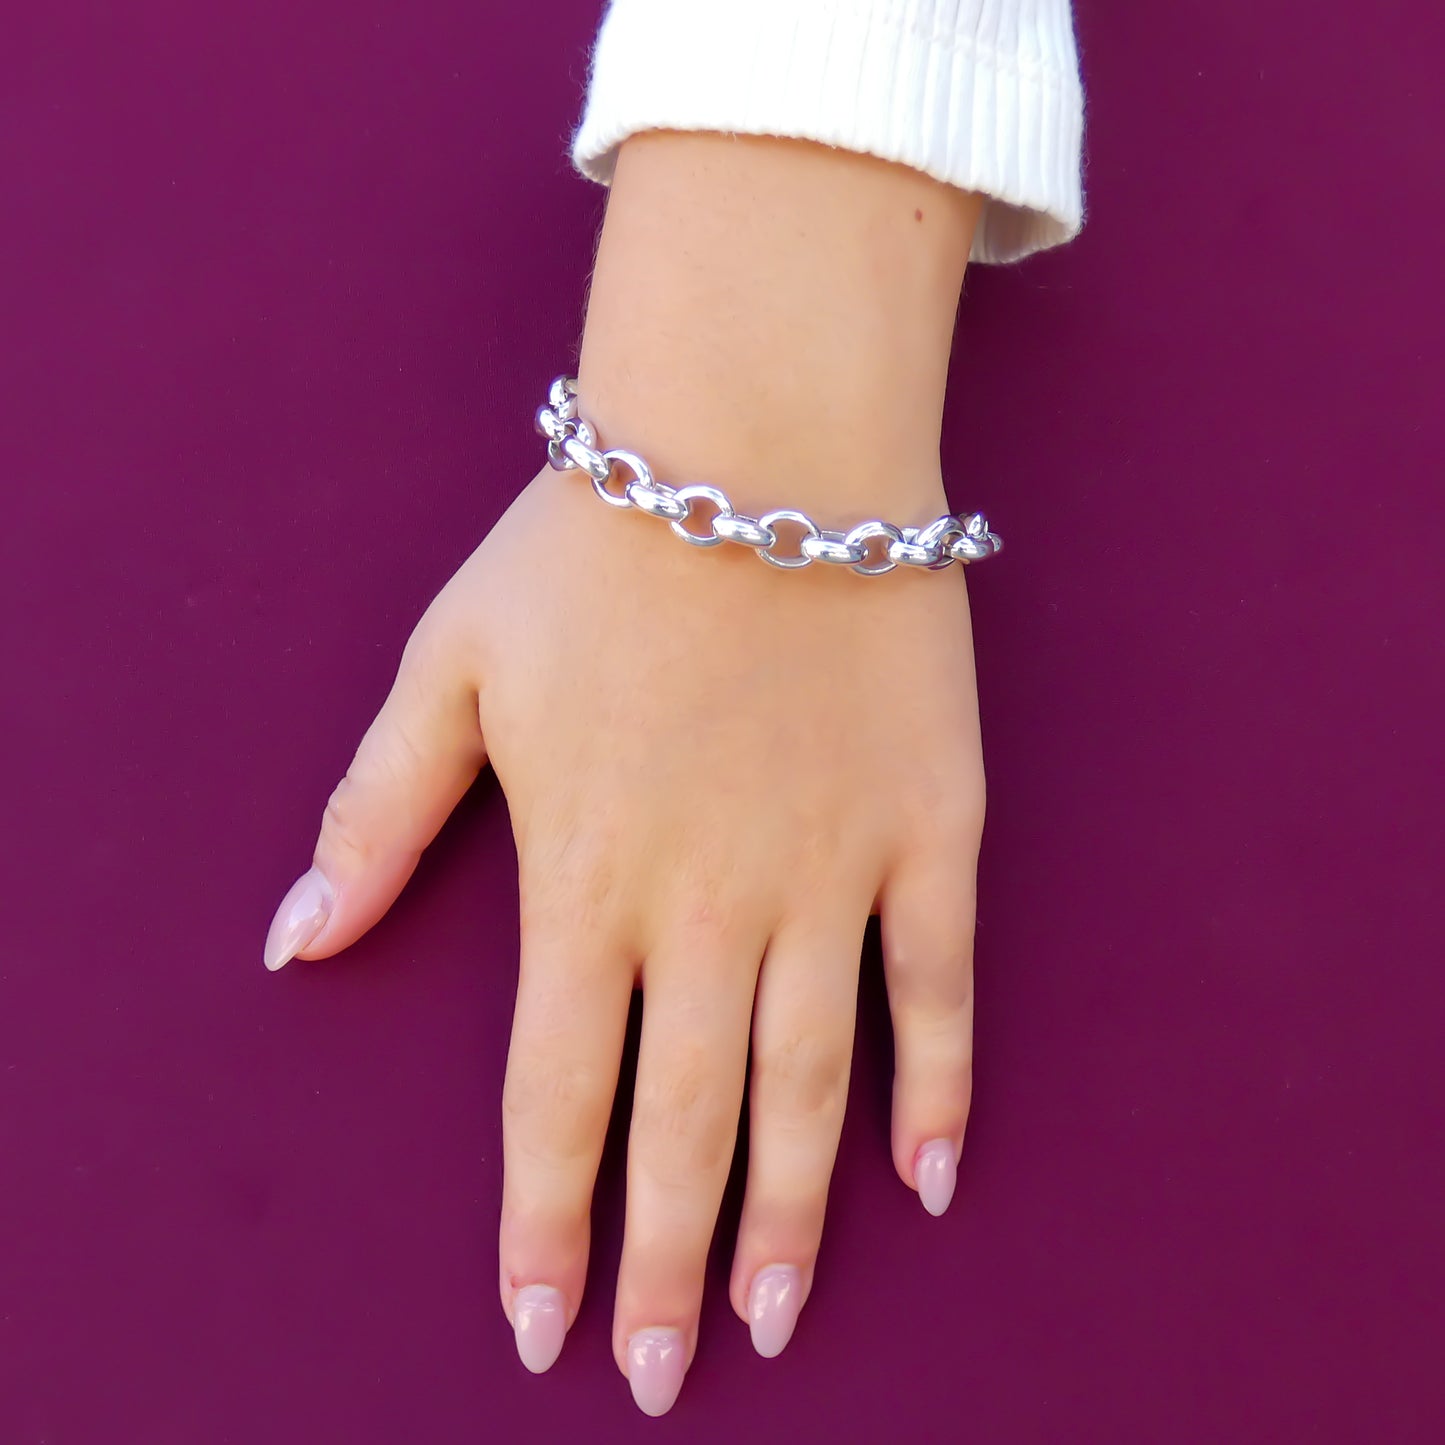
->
[264,130,989,1415]
[265,461,983,1411]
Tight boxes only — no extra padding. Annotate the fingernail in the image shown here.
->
[513,1284,567,1374]
[914,1138,958,1216]
[748,1264,802,1358]
[263,867,334,971]
[626,1327,685,1416]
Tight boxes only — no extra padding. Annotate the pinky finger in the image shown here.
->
[879,844,977,1216]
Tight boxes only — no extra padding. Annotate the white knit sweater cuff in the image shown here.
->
[570,0,1086,265]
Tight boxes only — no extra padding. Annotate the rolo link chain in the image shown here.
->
[535,375,1003,575]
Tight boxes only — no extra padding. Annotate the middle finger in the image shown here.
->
[612,923,760,1415]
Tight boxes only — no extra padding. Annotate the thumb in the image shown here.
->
[263,616,487,971]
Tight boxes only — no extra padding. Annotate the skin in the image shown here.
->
[275,132,987,1402]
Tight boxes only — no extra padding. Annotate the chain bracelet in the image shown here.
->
[534,375,1003,576]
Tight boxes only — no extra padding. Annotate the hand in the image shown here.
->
[264,130,989,1415]
[264,457,983,1412]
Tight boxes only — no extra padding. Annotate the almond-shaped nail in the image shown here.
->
[914,1138,958,1217]
[627,1327,685,1417]
[513,1284,567,1374]
[263,867,334,971]
[748,1264,802,1358]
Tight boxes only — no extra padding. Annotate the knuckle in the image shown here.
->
[503,1057,610,1164]
[671,875,724,933]
[669,888,753,955]
[900,761,985,846]
[928,788,987,851]
[754,1033,850,1123]
[900,1051,974,1133]
[321,714,433,865]
[363,714,427,793]
[664,850,754,943]
[910,936,977,984]
[885,908,975,985]
[320,772,372,865]
[885,908,975,1020]
[520,809,621,907]
[893,955,976,1022]
[519,825,620,937]
[631,1049,738,1182]
[399,603,454,678]
[896,998,975,1083]
[884,854,978,991]
[394,607,474,732]
[917,1006,975,1063]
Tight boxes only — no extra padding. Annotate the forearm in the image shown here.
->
[576,131,984,519]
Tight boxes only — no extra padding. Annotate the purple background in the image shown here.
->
[3,3,1442,1440]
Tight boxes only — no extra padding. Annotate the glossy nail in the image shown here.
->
[513,1284,567,1374]
[627,1327,685,1416]
[914,1138,958,1217]
[263,867,334,971]
[748,1264,802,1358]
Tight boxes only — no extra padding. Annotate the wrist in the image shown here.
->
[575,131,981,521]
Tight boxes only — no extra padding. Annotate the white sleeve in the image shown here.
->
[569,0,1086,265]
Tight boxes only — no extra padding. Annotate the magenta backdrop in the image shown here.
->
[3,3,1442,1441]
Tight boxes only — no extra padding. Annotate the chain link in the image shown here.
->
[534,375,1003,575]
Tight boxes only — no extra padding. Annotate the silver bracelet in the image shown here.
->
[534,376,1002,576]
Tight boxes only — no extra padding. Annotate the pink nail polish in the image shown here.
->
[914,1138,958,1217]
[263,867,334,971]
[748,1265,802,1358]
[627,1327,685,1416]
[513,1284,567,1374]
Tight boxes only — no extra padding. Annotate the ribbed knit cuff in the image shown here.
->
[570,0,1086,265]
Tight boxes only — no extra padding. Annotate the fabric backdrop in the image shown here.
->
[3,2,1441,1440]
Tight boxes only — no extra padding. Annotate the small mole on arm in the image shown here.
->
[914,208,924,222]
